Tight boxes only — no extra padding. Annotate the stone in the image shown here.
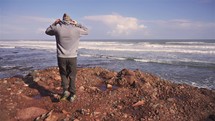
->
[167,98,176,102]
[62,110,69,115]
[56,87,61,90]
[117,105,123,109]
[132,100,145,107]
[17,89,23,94]
[107,84,112,89]
[93,111,101,116]
[88,86,101,92]
[20,94,33,100]
[43,114,58,121]
[79,86,85,91]
[118,69,135,76]
[54,75,61,81]
[7,88,11,91]
[106,77,115,85]
[77,109,88,115]
[3,80,7,84]
[16,107,47,120]
[35,109,57,121]
[123,114,128,118]
[24,83,29,87]
[33,77,40,82]
[99,71,115,80]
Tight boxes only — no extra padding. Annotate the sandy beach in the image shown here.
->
[0,67,214,121]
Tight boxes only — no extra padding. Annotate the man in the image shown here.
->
[45,13,88,102]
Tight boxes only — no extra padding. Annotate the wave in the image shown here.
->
[1,40,215,54]
[79,53,215,68]
[165,41,215,45]
[0,40,56,50]
[135,58,215,68]
[79,41,215,54]
[79,46,215,54]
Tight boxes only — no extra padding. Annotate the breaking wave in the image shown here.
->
[79,53,215,68]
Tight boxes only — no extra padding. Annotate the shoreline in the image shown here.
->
[1,39,215,90]
[0,67,215,120]
[1,65,214,91]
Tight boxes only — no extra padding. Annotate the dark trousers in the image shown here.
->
[57,57,77,95]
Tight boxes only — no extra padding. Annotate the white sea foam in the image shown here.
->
[0,40,56,50]
[137,58,214,67]
[1,40,215,54]
[79,52,215,68]
[78,41,215,54]
[166,41,215,45]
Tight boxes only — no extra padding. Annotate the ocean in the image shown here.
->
[0,39,215,89]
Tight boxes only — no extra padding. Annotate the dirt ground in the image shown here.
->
[0,67,215,121]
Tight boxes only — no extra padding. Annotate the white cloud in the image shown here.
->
[143,19,215,29]
[84,14,145,36]
[141,19,215,39]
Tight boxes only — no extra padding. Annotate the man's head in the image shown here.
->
[63,13,71,23]
[62,13,77,25]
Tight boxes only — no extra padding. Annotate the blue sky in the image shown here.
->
[0,0,214,40]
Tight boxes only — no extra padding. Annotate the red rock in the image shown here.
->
[107,84,112,89]
[99,70,115,79]
[16,107,47,120]
[20,93,33,100]
[54,75,61,81]
[45,113,58,121]
[88,86,101,92]
[55,87,61,90]
[132,100,145,107]
[62,110,69,115]
[0,67,215,121]
[79,86,85,91]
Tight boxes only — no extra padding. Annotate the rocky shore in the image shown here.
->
[0,67,214,121]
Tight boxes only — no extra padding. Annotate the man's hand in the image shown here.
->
[53,19,61,25]
[71,20,77,25]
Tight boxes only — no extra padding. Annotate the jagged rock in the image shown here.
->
[118,69,135,76]
[99,70,116,80]
[114,69,140,87]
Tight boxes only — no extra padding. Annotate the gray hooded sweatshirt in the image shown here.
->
[45,22,88,58]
